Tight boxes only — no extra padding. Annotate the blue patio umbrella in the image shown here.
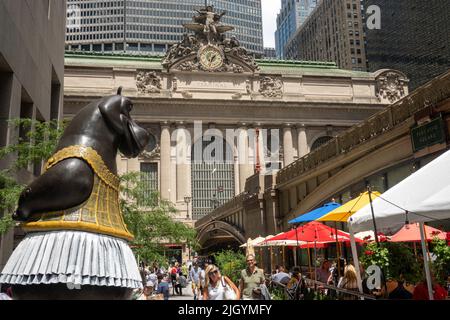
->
[288,202,342,224]
[288,202,342,275]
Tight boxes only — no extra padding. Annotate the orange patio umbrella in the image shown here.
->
[389,223,447,242]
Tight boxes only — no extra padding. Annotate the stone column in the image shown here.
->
[175,122,189,203]
[160,122,171,200]
[237,123,249,193]
[297,124,308,158]
[234,154,240,195]
[283,124,295,166]
[254,124,266,174]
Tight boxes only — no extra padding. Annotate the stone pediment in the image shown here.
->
[162,5,259,74]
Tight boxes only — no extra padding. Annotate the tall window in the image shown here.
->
[140,162,158,205]
[191,136,235,220]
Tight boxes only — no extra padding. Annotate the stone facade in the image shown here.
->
[64,51,410,256]
[195,70,450,254]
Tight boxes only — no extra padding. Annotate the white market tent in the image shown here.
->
[347,148,450,300]
[348,149,450,234]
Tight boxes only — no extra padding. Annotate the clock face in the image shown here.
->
[199,46,224,71]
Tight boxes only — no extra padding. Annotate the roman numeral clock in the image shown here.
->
[198,45,224,71]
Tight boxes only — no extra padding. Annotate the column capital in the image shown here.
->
[283,123,293,129]
[160,121,171,129]
[175,121,186,128]
[237,122,248,128]
[296,123,306,129]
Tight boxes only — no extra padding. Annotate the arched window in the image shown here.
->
[311,136,333,151]
[191,135,235,220]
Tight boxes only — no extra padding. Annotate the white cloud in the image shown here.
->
[261,0,281,48]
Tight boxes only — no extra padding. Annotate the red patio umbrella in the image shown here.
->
[266,221,363,280]
[389,223,447,242]
[266,221,363,243]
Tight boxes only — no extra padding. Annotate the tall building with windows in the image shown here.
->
[275,0,318,59]
[362,0,450,90]
[0,0,66,271]
[284,0,367,72]
[66,0,264,56]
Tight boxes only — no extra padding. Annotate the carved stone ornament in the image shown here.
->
[141,144,160,159]
[136,71,162,94]
[376,70,408,103]
[162,5,259,73]
[259,76,283,98]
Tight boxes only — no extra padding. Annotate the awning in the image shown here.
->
[349,149,450,233]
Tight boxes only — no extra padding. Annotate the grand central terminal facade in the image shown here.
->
[63,7,411,257]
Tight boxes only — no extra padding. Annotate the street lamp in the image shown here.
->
[210,193,219,210]
[184,195,191,219]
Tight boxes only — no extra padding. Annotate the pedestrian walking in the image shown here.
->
[170,263,179,295]
[239,254,265,300]
[189,262,203,300]
[203,265,240,300]
[174,272,187,296]
[157,274,170,300]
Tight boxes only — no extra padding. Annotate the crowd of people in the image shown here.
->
[135,254,272,300]
[267,257,449,301]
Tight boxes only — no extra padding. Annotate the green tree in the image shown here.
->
[0,119,65,234]
[430,238,450,285]
[360,242,390,275]
[120,172,198,265]
[213,249,246,285]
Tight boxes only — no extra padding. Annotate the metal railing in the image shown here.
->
[270,278,377,300]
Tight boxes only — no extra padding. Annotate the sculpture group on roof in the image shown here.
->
[162,5,259,73]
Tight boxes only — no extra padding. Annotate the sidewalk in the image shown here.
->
[169,281,195,301]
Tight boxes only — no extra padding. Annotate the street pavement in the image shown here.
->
[169,281,195,300]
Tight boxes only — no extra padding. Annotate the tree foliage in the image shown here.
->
[360,241,425,284]
[0,119,65,234]
[120,172,198,265]
[213,249,246,285]
[431,238,450,285]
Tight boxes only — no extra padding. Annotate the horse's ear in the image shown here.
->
[117,87,123,96]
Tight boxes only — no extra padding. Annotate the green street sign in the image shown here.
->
[411,117,446,152]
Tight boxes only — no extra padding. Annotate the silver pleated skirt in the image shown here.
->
[0,230,142,289]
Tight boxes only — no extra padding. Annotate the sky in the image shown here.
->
[261,0,281,48]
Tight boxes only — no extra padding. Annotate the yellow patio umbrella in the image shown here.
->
[318,191,381,222]
[317,190,381,278]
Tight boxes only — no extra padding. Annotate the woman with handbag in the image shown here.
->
[203,265,241,300]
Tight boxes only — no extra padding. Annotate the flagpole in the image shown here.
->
[334,221,341,278]
[368,186,380,246]
[295,224,299,266]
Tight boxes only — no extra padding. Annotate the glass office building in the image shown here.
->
[66,0,264,56]
[275,0,317,59]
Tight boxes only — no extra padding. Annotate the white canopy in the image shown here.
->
[349,149,450,233]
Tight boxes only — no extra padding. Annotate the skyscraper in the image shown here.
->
[363,0,450,90]
[66,0,264,56]
[284,0,367,71]
[275,0,318,59]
